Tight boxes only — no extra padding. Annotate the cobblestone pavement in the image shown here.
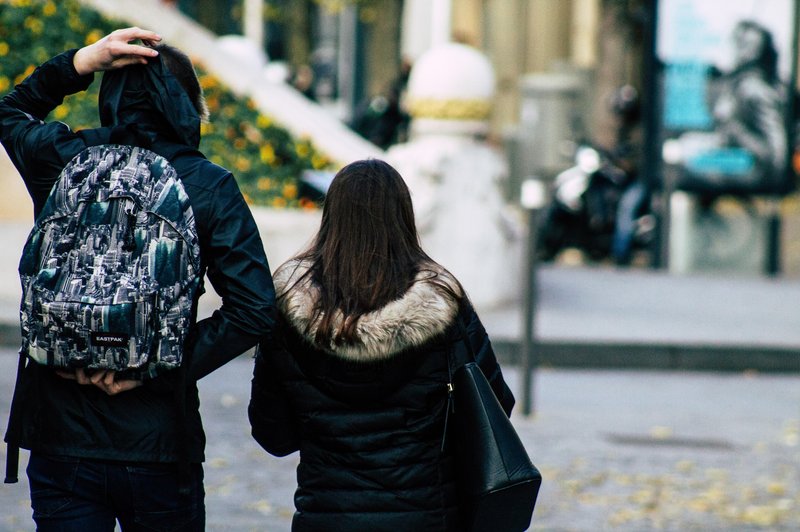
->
[1,350,798,531]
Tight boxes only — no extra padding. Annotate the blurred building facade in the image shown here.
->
[174,0,647,149]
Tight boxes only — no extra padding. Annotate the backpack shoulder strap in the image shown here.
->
[4,353,27,483]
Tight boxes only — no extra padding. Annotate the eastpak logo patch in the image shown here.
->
[90,332,130,347]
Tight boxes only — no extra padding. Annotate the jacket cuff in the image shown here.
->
[56,49,95,94]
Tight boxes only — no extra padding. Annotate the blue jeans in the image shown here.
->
[612,180,648,264]
[27,453,205,531]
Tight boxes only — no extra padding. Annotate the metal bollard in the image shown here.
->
[519,178,547,416]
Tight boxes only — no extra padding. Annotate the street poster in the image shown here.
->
[655,0,798,195]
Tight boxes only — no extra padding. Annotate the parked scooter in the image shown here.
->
[536,145,641,262]
[536,86,656,265]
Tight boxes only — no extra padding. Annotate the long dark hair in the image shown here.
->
[291,159,461,346]
[732,20,779,84]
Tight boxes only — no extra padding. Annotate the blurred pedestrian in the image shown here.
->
[0,28,275,530]
[349,59,411,148]
[248,158,515,531]
[291,63,317,100]
[608,84,650,265]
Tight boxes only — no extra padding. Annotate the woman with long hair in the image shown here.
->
[248,158,514,531]
[710,19,787,191]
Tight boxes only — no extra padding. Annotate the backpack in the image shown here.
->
[17,144,201,379]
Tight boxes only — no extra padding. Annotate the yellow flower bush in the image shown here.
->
[0,0,331,208]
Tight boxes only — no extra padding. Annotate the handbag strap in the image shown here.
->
[447,319,475,376]
[441,318,475,452]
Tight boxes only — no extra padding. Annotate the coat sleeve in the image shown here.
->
[185,174,277,381]
[248,341,299,457]
[463,305,516,416]
[0,50,92,211]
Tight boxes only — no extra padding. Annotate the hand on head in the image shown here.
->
[73,27,162,76]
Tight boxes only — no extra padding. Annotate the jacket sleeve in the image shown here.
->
[0,50,92,210]
[248,341,299,457]
[463,304,516,416]
[185,174,276,381]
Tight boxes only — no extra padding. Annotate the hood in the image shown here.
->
[99,55,200,148]
[275,259,462,362]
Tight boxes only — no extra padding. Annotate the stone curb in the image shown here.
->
[492,339,800,372]
[1,322,797,372]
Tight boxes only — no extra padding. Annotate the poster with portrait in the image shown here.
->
[656,0,798,195]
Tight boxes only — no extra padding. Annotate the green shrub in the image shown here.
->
[0,0,329,208]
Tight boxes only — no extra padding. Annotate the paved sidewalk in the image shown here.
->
[0,349,798,531]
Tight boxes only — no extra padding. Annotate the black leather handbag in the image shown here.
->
[446,321,542,531]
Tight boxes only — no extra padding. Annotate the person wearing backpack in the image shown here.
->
[248,159,515,531]
[0,28,275,530]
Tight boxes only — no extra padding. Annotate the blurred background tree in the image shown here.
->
[0,0,331,209]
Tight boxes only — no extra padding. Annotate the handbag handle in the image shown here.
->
[441,319,474,452]
[447,320,475,376]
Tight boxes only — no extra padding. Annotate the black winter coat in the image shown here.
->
[1,50,275,463]
[249,260,514,531]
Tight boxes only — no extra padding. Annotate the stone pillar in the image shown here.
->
[401,0,453,61]
[484,0,529,130]
[243,0,264,51]
[570,0,599,68]
[362,0,404,98]
[451,0,482,44]
[430,0,453,47]
[526,0,572,72]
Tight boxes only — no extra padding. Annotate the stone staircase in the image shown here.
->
[81,0,383,166]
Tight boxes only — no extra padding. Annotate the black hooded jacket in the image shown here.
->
[249,260,514,530]
[0,49,275,463]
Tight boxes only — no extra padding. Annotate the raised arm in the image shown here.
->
[0,28,162,210]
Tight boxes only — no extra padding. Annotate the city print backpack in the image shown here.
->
[17,144,201,379]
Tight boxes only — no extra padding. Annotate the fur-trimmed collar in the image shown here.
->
[274,259,461,362]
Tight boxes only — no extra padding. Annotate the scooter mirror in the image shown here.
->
[576,147,602,174]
